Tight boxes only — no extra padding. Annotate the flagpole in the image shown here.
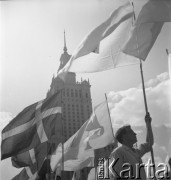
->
[61,88,64,180]
[46,142,50,180]
[105,93,115,140]
[94,162,97,180]
[139,59,156,180]
[94,149,99,180]
[166,48,169,56]
[140,60,148,113]
[131,2,156,178]
[94,149,97,180]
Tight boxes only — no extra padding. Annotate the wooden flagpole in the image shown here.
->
[139,60,148,113]
[131,2,156,179]
[132,2,157,180]
[105,93,115,140]
[140,60,156,179]
[94,160,97,180]
[166,48,169,56]
[61,88,64,180]
[47,142,50,180]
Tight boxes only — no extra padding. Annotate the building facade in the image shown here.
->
[47,32,92,142]
[47,33,93,179]
[47,32,116,180]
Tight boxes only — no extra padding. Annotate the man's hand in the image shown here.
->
[145,112,152,124]
[145,112,154,145]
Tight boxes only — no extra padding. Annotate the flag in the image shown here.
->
[1,91,62,160]
[58,2,138,74]
[11,142,49,170]
[122,1,165,60]
[51,101,114,171]
[122,22,163,60]
[134,0,171,25]
[12,148,57,180]
[87,168,96,180]
[50,124,94,172]
[72,170,81,180]
[12,166,38,180]
[11,149,36,168]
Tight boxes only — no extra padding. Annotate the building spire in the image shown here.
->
[63,30,67,53]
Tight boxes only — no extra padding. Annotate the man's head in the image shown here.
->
[115,125,137,145]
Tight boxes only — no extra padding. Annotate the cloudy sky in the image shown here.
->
[0,0,171,179]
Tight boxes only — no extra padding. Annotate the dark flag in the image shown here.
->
[1,91,62,160]
[12,165,38,180]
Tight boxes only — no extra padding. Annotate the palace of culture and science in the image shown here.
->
[46,32,116,180]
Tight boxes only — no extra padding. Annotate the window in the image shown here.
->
[63,89,65,96]
[79,90,81,98]
[67,89,69,97]
[71,89,74,97]
[75,90,78,97]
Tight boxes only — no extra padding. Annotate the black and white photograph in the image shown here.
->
[0,0,171,179]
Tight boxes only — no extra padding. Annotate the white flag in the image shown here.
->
[58,2,137,74]
[50,101,114,171]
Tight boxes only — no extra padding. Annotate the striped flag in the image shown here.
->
[1,91,62,160]
[11,142,50,170]
[12,166,38,180]
[11,144,58,180]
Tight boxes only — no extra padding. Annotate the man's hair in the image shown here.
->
[115,125,131,144]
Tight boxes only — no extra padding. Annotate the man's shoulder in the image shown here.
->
[110,145,125,155]
[112,145,122,151]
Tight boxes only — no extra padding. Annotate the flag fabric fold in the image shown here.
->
[11,143,58,180]
[1,92,62,160]
[58,2,137,74]
[50,101,114,172]
[122,21,164,60]
[12,166,38,180]
[134,0,171,25]
[11,142,49,170]
[50,122,95,172]
[11,149,36,168]
[72,170,81,180]
[122,0,168,60]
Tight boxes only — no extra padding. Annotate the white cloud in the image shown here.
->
[145,72,169,88]
[107,73,171,168]
[107,72,171,128]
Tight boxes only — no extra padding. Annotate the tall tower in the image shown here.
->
[47,32,92,140]
[47,32,92,180]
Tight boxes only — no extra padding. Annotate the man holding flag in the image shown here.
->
[109,113,154,180]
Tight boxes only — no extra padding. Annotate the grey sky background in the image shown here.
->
[0,0,171,179]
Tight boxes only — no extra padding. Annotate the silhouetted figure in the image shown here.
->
[109,113,154,180]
